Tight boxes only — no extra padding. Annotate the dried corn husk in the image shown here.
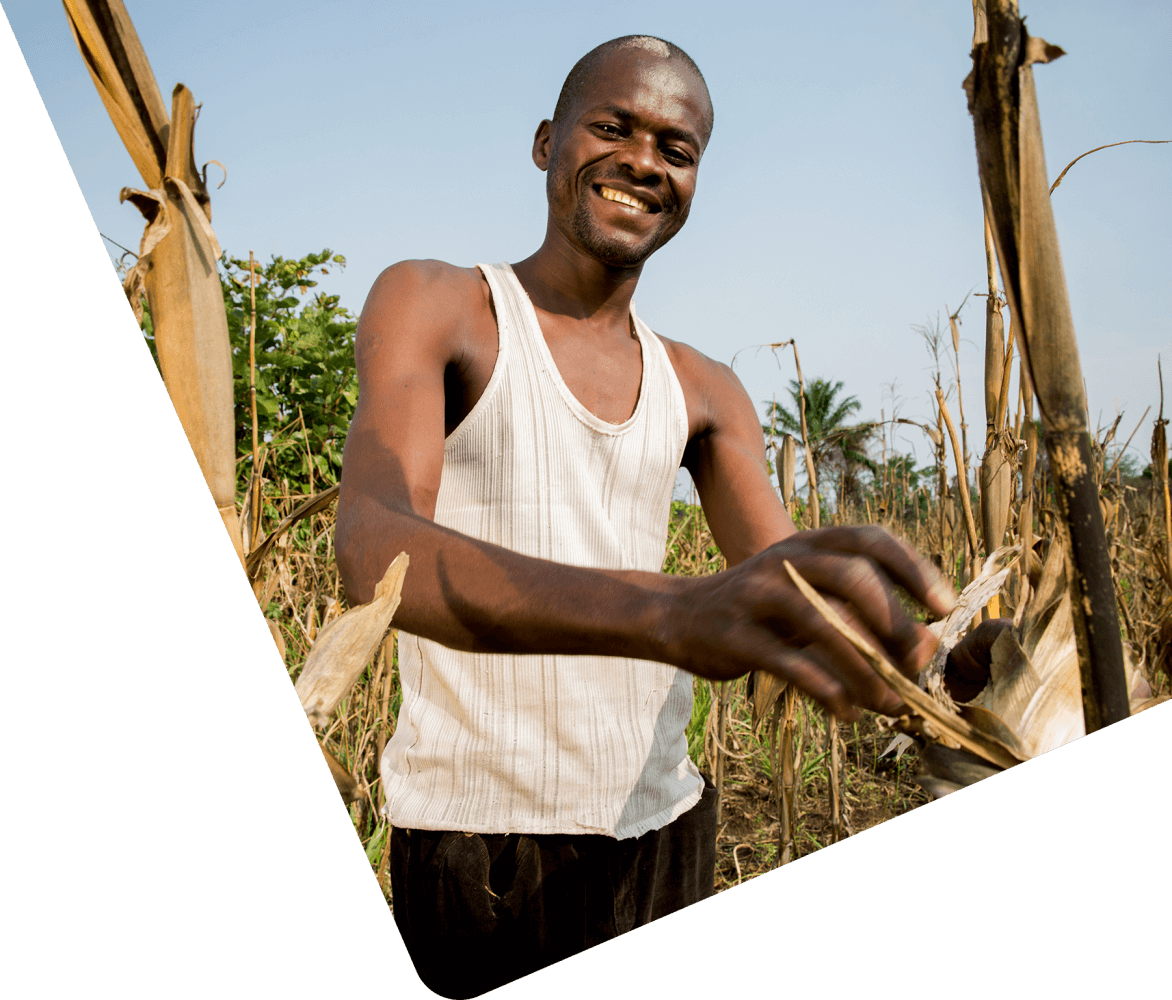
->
[915,536,1160,795]
[914,547,1010,726]
[254,521,363,807]
[296,553,409,727]
[64,1,242,564]
[922,545,1020,690]
[789,538,1121,796]
[778,433,796,514]
[321,745,361,804]
[968,559,1162,760]
[784,561,1026,772]
[749,672,788,733]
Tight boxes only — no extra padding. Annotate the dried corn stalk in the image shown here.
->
[1152,365,1171,583]
[965,0,1129,730]
[733,341,818,525]
[766,340,819,529]
[63,0,242,563]
[1017,377,1039,616]
[791,345,819,528]
[947,302,972,476]
[936,387,981,571]
[979,217,1014,606]
[776,688,800,864]
[750,424,796,754]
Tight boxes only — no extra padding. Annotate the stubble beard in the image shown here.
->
[550,161,684,269]
[569,196,669,268]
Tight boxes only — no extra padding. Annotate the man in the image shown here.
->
[336,35,954,997]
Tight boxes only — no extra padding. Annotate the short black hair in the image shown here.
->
[552,35,714,139]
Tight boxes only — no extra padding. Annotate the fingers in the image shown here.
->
[785,552,939,679]
[823,595,937,688]
[808,525,957,618]
[946,618,1012,680]
[946,644,988,683]
[760,643,896,722]
[797,639,901,718]
[766,647,852,717]
[764,604,912,718]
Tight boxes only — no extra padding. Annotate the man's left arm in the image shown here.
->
[658,337,970,718]
[672,344,1007,714]
[669,342,796,566]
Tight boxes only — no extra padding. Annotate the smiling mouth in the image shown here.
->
[597,185,654,214]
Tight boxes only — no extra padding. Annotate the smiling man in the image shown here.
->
[336,35,954,997]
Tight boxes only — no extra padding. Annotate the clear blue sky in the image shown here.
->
[7,0,1170,481]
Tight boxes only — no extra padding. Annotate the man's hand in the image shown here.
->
[660,525,957,721]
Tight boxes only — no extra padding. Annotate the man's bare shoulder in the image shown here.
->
[654,332,738,384]
[361,259,490,331]
[653,332,753,433]
[354,260,495,380]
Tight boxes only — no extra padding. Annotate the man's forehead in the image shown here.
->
[572,50,711,139]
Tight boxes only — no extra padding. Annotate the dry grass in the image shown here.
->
[699,680,930,890]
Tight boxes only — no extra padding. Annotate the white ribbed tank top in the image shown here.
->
[380,262,702,840]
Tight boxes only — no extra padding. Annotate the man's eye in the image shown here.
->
[595,123,623,137]
[663,148,693,166]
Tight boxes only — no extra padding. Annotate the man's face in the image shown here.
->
[538,51,710,269]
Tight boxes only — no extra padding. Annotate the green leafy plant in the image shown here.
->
[686,676,712,769]
[139,248,358,496]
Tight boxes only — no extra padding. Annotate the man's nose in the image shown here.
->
[614,133,666,182]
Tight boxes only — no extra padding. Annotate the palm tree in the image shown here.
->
[764,379,876,507]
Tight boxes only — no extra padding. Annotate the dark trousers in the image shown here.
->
[390,777,718,999]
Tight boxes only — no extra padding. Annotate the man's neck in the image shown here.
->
[512,225,644,333]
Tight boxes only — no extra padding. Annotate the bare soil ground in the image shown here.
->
[711,717,929,891]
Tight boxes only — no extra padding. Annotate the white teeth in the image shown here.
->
[599,185,651,213]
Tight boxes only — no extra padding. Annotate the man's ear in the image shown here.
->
[532,120,552,172]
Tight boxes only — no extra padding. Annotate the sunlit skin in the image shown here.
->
[334,45,958,720]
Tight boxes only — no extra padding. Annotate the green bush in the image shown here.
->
[139,248,358,496]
